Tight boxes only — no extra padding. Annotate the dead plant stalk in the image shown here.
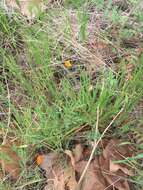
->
[77,106,124,189]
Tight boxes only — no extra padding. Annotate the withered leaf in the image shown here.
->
[105,172,130,190]
[63,165,77,190]
[6,0,44,19]
[75,159,107,190]
[65,150,75,168]
[110,160,133,176]
[100,139,133,190]
[0,145,20,179]
[73,144,83,163]
[36,152,58,173]
[37,152,77,190]
[37,139,133,190]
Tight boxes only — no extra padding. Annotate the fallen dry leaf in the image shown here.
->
[36,152,59,172]
[0,144,21,179]
[5,0,44,19]
[37,139,133,190]
[37,152,77,190]
[125,63,134,81]
[75,159,107,190]
[99,139,133,190]
[105,171,130,190]
[73,144,83,162]
[109,160,133,176]
[63,164,77,190]
[65,150,75,168]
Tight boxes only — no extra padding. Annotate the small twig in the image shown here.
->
[103,177,121,190]
[77,106,100,186]
[77,106,124,187]
[15,179,44,190]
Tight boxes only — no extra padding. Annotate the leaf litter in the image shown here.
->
[5,0,45,19]
[0,143,21,180]
[36,139,134,190]
[1,0,143,189]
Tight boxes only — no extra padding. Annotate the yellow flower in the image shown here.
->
[64,60,72,69]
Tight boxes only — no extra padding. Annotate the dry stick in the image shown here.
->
[103,177,121,190]
[15,179,44,190]
[75,106,99,190]
[77,106,124,188]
